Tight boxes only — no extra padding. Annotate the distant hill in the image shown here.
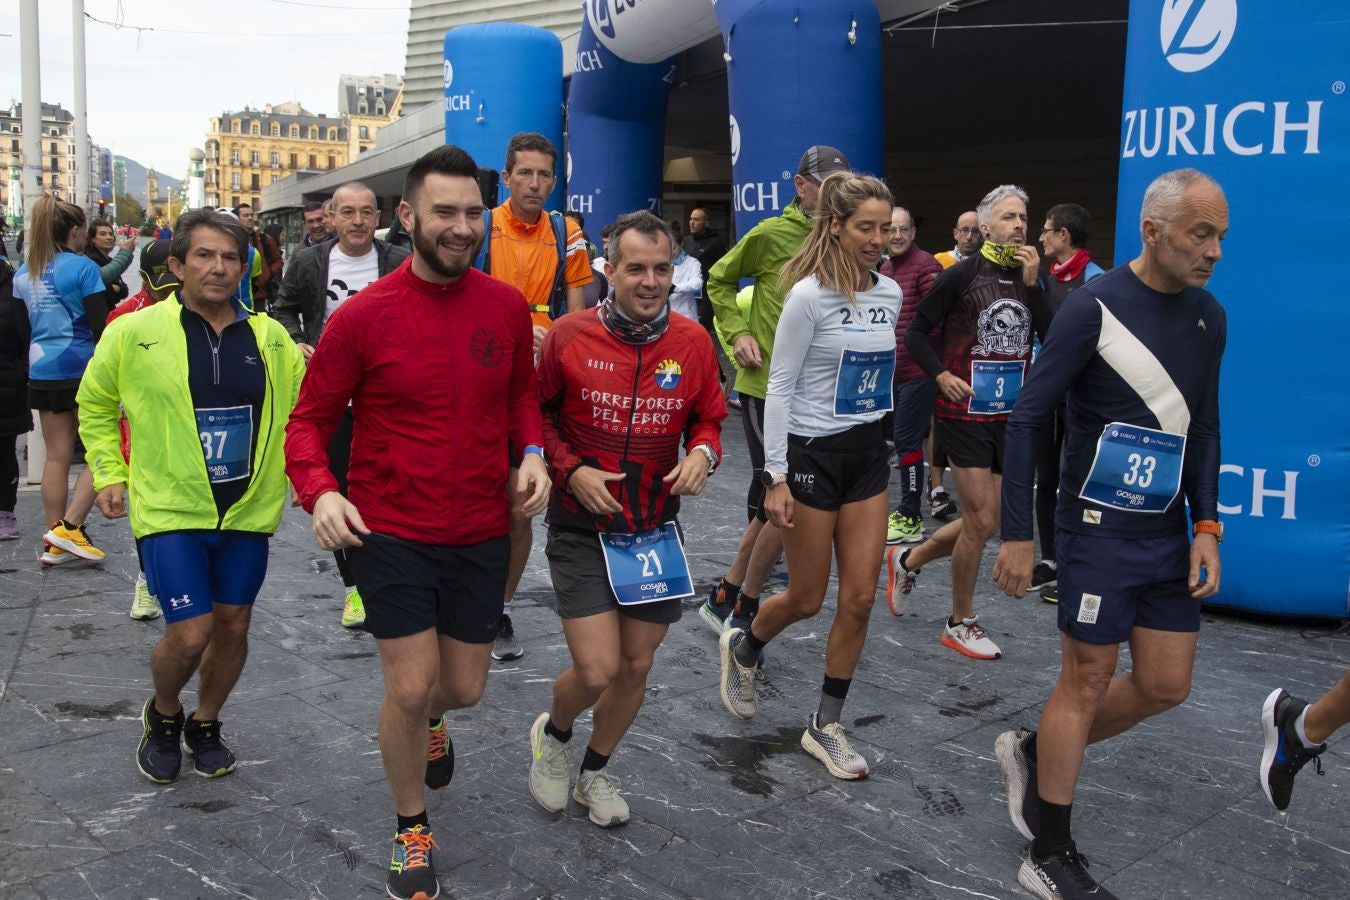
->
[115,156,182,207]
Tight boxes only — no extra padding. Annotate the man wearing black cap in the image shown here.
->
[700,146,850,649]
[105,239,182,621]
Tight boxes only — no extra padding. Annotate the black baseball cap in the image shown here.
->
[797,146,851,180]
[138,240,179,291]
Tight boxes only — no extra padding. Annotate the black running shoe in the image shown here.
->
[136,698,184,784]
[1260,688,1326,811]
[1040,584,1059,604]
[1029,562,1057,592]
[425,717,454,790]
[183,714,237,778]
[387,825,439,900]
[1018,841,1117,899]
[491,613,523,661]
[930,488,958,520]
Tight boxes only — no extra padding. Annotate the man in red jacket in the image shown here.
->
[879,206,943,548]
[527,211,725,829]
[285,145,549,900]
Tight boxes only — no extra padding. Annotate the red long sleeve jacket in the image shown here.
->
[285,260,543,545]
[537,308,726,534]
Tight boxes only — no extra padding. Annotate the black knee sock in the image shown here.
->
[1034,800,1073,858]
[736,594,760,618]
[544,717,573,744]
[580,746,610,774]
[817,675,852,726]
[397,810,430,832]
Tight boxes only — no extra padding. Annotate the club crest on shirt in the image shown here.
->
[973,298,1031,357]
[470,328,505,367]
[654,359,682,390]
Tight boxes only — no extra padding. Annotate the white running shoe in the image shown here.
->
[527,712,571,813]
[130,573,162,620]
[573,769,629,828]
[801,714,869,779]
[940,615,1002,660]
[718,628,759,719]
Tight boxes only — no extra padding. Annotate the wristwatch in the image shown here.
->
[1192,519,1223,543]
[758,469,787,488]
[691,444,718,475]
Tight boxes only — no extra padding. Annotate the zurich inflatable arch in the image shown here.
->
[443,1,1348,620]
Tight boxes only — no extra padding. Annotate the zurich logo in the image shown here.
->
[443,60,453,89]
[590,0,616,41]
[1160,0,1237,73]
[729,115,741,165]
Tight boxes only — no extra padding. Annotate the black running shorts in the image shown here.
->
[935,417,1007,473]
[786,420,889,512]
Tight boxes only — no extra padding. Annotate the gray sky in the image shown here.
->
[1,0,410,184]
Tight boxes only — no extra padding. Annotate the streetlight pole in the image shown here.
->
[20,0,43,244]
[72,0,90,214]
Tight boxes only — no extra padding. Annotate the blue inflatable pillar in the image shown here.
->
[1116,0,1348,617]
[566,14,674,230]
[715,1,883,238]
[443,24,565,210]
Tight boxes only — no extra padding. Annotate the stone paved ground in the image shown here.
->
[1,420,1347,899]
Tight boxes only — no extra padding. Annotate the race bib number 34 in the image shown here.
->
[599,522,694,605]
[1079,422,1185,514]
[834,348,895,417]
[195,405,254,483]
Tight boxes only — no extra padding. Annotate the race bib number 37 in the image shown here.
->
[1079,422,1185,514]
[195,405,254,483]
[599,522,694,605]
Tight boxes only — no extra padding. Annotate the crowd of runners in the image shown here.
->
[3,135,1345,900]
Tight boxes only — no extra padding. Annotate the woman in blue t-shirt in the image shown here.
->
[13,195,113,565]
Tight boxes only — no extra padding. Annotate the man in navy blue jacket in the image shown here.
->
[991,169,1228,900]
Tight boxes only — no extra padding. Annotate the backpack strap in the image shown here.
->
[548,211,569,320]
[473,207,493,273]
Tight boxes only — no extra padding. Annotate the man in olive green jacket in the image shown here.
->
[700,146,850,639]
[79,209,305,785]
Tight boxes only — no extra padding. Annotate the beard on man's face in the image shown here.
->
[411,213,476,280]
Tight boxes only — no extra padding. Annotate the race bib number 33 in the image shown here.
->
[1079,422,1185,514]
[599,522,694,605]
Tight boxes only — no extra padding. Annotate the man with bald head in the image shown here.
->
[273,180,411,629]
[935,210,982,269]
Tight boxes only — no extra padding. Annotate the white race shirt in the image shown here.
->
[324,245,380,322]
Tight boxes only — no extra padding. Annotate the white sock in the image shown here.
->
[1294,707,1317,747]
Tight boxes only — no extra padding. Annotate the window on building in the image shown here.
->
[376,101,386,116]
[308,154,317,168]
[206,140,219,160]
[271,175,279,184]
[251,123,260,136]
[10,140,18,152]
[308,126,318,140]
[289,124,299,138]
[359,126,369,140]
[231,148,241,165]
[250,150,260,166]
[251,174,260,190]
[327,128,336,141]
[270,151,280,167]
[328,154,336,169]
[231,173,241,190]
[289,152,298,168]
[270,123,280,137]
[231,195,239,207]
[357,98,368,115]
[232,120,241,133]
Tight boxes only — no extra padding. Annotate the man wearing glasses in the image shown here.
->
[935,210,983,269]
[272,180,411,629]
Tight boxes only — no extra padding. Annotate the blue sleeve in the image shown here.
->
[1001,292,1102,541]
[1182,302,1225,523]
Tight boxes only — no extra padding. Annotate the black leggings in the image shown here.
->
[327,409,356,587]
[0,433,18,511]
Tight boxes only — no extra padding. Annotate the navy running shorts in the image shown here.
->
[138,531,269,624]
[786,420,889,512]
[1055,528,1199,645]
[545,525,683,625]
[349,531,508,642]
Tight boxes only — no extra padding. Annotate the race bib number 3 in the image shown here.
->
[834,348,895,417]
[968,360,1025,415]
[1079,422,1185,514]
[599,522,694,605]
[195,405,254,483]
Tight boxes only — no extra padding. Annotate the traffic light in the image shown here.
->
[98,199,107,216]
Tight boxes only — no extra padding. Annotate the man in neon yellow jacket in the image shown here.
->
[78,208,305,785]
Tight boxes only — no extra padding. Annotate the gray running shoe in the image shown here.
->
[1018,841,1117,899]
[573,769,630,828]
[801,713,869,779]
[718,628,759,719]
[492,613,523,661]
[996,728,1038,840]
[527,712,571,813]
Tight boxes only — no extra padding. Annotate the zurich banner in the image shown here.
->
[443,24,564,211]
[566,9,674,232]
[714,0,883,238]
[1117,1,1348,617]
